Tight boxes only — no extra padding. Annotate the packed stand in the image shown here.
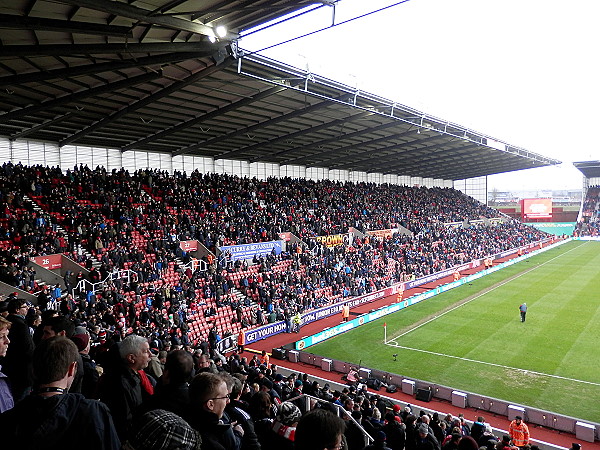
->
[575,186,599,236]
[0,162,550,346]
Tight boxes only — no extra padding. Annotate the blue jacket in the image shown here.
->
[0,366,14,413]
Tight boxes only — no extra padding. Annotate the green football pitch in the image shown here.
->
[307,240,600,423]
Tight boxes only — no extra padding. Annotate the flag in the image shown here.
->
[384,322,387,328]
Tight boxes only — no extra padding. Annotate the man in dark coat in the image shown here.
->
[4,298,35,401]
[144,349,193,418]
[0,336,120,449]
[99,334,153,439]
[187,372,243,450]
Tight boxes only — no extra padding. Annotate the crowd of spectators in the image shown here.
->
[0,161,560,449]
[575,186,599,236]
[0,163,549,345]
[0,305,537,450]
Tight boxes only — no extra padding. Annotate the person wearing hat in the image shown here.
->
[72,331,100,399]
[272,401,301,447]
[259,377,281,403]
[416,422,441,450]
[0,300,10,317]
[124,409,201,450]
[383,411,406,450]
[508,416,530,448]
[365,430,393,450]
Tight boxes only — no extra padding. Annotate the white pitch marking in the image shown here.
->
[389,241,586,341]
[383,342,600,387]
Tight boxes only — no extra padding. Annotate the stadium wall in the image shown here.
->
[0,136,459,189]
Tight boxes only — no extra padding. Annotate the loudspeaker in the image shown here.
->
[415,388,433,402]
[271,348,287,360]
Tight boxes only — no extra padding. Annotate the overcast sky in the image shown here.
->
[239,0,599,191]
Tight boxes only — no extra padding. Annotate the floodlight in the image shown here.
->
[215,25,227,38]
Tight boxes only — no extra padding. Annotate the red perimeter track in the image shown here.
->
[244,245,597,449]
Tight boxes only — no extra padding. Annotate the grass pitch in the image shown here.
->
[307,240,600,423]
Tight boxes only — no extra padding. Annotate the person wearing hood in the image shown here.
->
[0,336,120,449]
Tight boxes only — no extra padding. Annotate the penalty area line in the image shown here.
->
[383,341,600,387]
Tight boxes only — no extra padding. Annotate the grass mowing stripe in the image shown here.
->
[387,241,586,342]
[307,240,600,422]
[384,342,600,386]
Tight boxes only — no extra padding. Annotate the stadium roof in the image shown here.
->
[0,0,561,180]
[573,161,600,179]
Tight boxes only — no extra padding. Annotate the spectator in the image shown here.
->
[225,375,262,450]
[124,408,201,450]
[100,334,153,439]
[383,412,406,450]
[365,430,393,450]
[72,331,100,399]
[295,408,347,450]
[3,297,35,402]
[145,349,194,418]
[0,316,14,412]
[0,336,120,449]
[416,423,441,450]
[187,371,243,450]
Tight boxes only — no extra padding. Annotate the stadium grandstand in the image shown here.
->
[0,1,597,450]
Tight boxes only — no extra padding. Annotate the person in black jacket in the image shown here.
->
[0,336,120,449]
[3,298,35,402]
[99,334,153,439]
[187,371,243,450]
[226,376,261,450]
[383,412,406,450]
[144,349,193,418]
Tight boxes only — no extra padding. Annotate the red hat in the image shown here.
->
[71,334,90,352]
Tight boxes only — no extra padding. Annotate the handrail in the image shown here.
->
[286,393,374,445]
[75,268,136,294]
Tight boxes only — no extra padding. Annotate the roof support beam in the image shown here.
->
[10,112,75,140]
[175,94,337,156]
[246,111,376,163]
[59,56,235,147]
[126,85,287,152]
[330,134,450,171]
[53,0,238,39]
[0,52,205,88]
[0,71,161,124]
[0,41,227,57]
[0,13,133,37]
[284,123,413,166]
